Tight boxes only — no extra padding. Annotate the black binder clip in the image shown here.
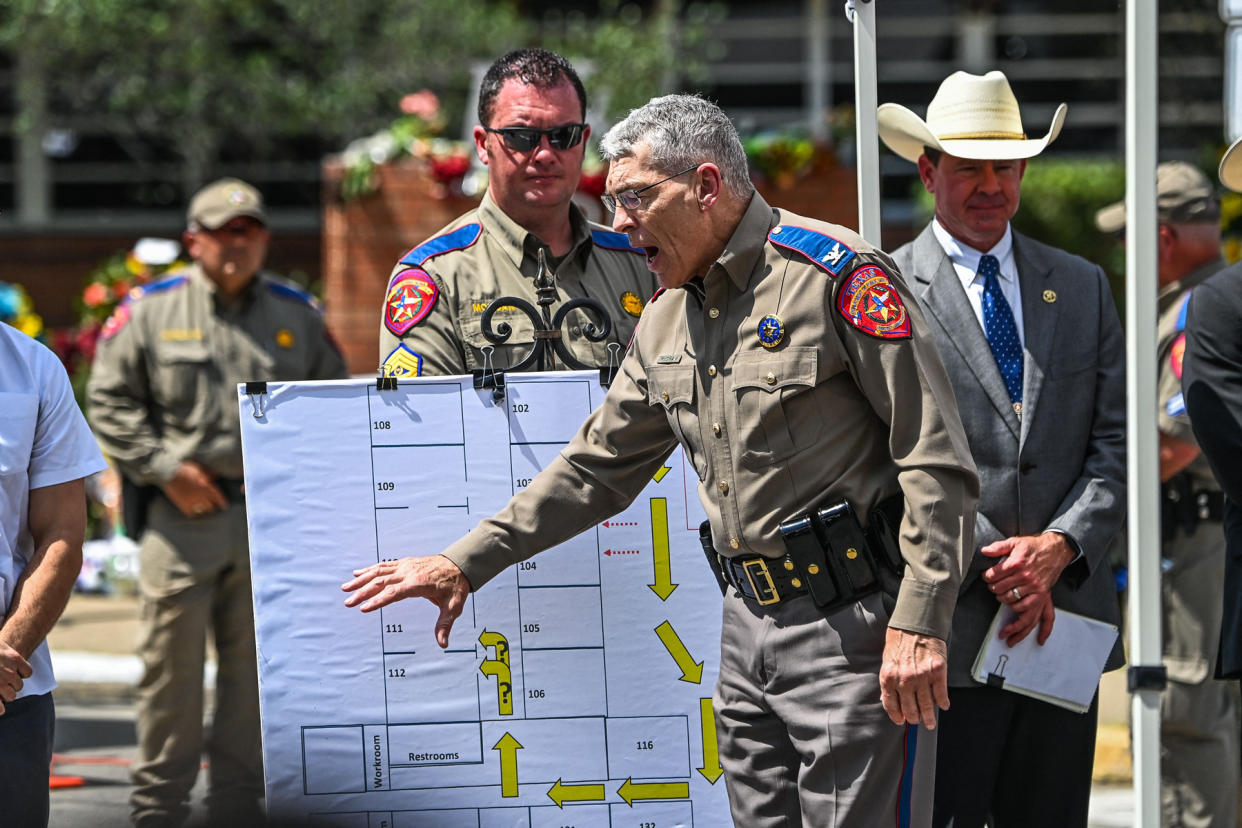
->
[376,375,398,391]
[472,345,506,403]
[599,342,621,389]
[245,381,268,419]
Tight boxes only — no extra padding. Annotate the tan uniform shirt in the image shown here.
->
[443,193,979,640]
[1158,259,1223,492]
[379,193,658,377]
[88,264,348,484]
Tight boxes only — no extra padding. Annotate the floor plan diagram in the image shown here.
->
[239,373,729,827]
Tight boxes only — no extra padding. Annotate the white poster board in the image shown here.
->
[238,372,729,827]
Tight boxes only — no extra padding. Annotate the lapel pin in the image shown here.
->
[1042,290,1057,303]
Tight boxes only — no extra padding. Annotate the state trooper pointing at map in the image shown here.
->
[345,94,979,827]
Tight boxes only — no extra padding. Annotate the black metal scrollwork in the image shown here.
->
[473,248,615,379]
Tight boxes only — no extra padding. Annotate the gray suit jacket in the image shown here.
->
[893,224,1127,685]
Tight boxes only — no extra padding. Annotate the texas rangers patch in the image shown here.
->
[381,343,424,378]
[1170,333,1186,379]
[837,265,911,339]
[100,304,131,341]
[385,269,438,336]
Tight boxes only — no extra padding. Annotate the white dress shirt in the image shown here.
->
[931,219,1026,347]
[0,322,107,697]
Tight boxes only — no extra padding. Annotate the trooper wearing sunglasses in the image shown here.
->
[88,178,348,827]
[378,48,657,379]
[346,95,979,828]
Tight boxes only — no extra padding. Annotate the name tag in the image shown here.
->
[656,354,682,364]
[160,328,203,341]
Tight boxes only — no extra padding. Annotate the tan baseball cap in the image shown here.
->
[1094,161,1219,234]
[187,177,267,230]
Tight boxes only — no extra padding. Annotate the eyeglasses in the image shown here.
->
[601,164,701,214]
[483,123,587,152]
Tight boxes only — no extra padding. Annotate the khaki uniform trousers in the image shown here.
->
[130,496,263,827]
[715,587,935,827]
[1161,519,1240,828]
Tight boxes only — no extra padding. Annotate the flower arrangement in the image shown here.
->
[0,281,44,340]
[743,132,817,189]
[340,89,475,201]
[55,238,187,397]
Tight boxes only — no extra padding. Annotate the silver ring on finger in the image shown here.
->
[1011,587,1021,601]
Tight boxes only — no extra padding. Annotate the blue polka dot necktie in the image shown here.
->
[978,254,1023,404]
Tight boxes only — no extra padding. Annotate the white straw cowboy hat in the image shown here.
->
[878,70,1067,164]
[1219,135,1242,193]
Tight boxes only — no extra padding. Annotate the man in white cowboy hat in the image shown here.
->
[1184,138,1242,777]
[879,70,1127,827]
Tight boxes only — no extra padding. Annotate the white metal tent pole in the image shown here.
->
[849,0,881,246]
[1125,0,1163,825]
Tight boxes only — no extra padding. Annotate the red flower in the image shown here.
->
[82,282,110,308]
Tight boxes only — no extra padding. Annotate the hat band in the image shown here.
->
[936,130,1028,141]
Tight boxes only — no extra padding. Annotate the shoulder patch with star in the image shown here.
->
[767,225,857,276]
[101,273,190,340]
[836,264,911,339]
[385,268,439,336]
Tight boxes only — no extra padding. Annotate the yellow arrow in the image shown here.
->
[697,697,724,783]
[654,620,703,683]
[546,778,606,808]
[653,464,672,483]
[617,777,690,806]
[478,629,509,665]
[492,732,523,797]
[648,498,677,601]
[480,660,514,715]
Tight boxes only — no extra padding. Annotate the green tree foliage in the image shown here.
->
[0,0,713,196]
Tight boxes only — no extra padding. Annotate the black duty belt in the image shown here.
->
[716,553,809,605]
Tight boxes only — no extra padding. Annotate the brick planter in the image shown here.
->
[321,160,480,375]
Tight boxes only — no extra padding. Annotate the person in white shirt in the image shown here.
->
[0,320,107,827]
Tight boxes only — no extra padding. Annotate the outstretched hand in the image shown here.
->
[342,555,471,648]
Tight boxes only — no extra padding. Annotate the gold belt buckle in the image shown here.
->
[742,558,780,605]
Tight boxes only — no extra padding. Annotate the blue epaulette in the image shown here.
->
[130,273,189,302]
[1176,291,1193,331]
[398,223,482,269]
[265,279,322,311]
[590,229,644,255]
[767,224,857,277]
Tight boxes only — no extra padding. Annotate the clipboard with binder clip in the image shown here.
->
[971,605,1119,713]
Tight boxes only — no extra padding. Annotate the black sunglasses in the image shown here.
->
[483,123,587,152]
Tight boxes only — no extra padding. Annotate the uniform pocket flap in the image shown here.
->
[647,365,695,410]
[731,347,817,393]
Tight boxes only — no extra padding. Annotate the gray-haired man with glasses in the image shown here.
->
[378,48,657,379]
[348,93,978,827]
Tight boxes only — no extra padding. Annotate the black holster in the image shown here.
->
[1161,473,1198,541]
[779,495,902,614]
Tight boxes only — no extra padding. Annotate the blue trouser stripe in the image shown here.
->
[897,724,917,827]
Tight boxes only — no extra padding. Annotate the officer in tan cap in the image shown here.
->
[348,94,979,827]
[1097,161,1238,828]
[88,177,348,827]
[378,48,656,379]
[880,71,1127,828]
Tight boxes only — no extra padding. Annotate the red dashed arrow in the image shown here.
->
[604,549,641,556]
[602,521,639,528]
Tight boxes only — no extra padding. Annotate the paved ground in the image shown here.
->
[44,592,1143,827]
